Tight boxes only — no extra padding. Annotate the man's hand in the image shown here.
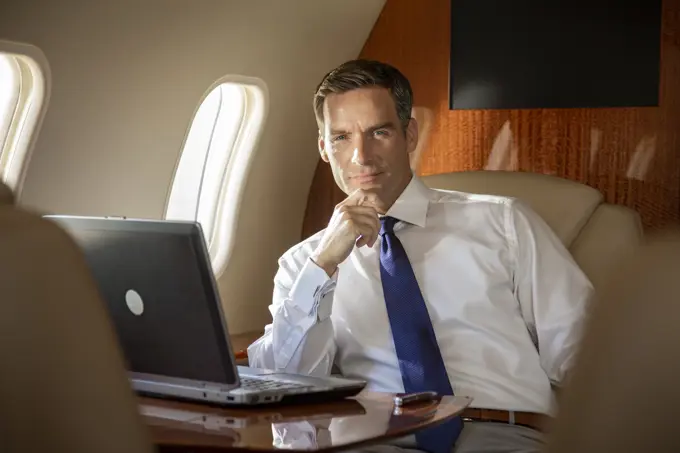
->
[311,190,381,277]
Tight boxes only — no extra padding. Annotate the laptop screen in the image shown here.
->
[46,216,238,386]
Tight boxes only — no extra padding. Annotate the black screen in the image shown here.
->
[450,0,662,110]
[52,218,237,386]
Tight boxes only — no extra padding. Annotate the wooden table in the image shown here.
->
[140,391,472,452]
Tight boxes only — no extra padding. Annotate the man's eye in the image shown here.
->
[333,135,347,142]
[374,130,388,136]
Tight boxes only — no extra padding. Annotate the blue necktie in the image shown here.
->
[379,216,463,453]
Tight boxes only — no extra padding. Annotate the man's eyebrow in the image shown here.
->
[368,122,398,132]
[329,122,397,136]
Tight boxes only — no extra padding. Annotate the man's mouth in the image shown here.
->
[351,172,383,183]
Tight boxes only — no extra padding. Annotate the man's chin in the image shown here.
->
[351,182,383,192]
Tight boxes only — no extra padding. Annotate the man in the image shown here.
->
[248,59,593,453]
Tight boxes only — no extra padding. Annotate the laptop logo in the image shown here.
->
[125,289,145,316]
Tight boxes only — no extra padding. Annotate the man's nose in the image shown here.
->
[351,137,372,166]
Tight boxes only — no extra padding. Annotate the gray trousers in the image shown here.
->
[348,422,545,453]
[453,422,544,453]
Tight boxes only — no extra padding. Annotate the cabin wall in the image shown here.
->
[303,0,680,238]
[0,0,386,334]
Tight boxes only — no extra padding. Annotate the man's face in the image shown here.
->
[318,87,418,209]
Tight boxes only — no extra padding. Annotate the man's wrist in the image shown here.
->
[310,253,337,278]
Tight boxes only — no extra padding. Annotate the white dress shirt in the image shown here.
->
[248,176,594,415]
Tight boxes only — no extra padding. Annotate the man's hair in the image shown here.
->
[313,59,413,131]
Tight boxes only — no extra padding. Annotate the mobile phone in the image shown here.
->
[393,391,439,407]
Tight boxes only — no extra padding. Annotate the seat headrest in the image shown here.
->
[0,182,13,206]
[0,206,154,452]
[421,171,603,246]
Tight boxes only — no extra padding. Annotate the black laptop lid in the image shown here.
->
[46,216,238,386]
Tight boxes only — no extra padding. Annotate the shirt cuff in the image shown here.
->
[289,258,337,317]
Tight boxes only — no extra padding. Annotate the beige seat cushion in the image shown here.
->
[421,171,643,291]
[570,204,643,291]
[546,229,680,452]
[422,170,603,247]
[0,192,153,453]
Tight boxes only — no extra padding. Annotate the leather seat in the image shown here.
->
[0,182,13,205]
[546,228,680,452]
[0,183,154,453]
[421,171,644,292]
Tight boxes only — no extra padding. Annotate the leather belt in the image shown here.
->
[461,408,550,433]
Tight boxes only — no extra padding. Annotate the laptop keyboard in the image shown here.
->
[239,376,312,392]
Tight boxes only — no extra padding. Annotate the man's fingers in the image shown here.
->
[356,233,375,248]
[335,205,379,235]
[351,216,380,248]
[337,205,379,218]
[340,189,380,208]
[354,211,381,247]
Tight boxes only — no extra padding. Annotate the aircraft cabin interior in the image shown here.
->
[1,0,679,452]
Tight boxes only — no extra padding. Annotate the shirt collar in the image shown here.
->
[383,174,430,228]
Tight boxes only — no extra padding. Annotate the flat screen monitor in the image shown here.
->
[449,0,662,110]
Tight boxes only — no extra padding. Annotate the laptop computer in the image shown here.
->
[45,215,366,406]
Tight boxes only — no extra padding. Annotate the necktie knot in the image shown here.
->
[380,216,399,236]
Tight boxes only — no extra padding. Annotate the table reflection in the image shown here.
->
[139,394,471,451]
[272,396,446,449]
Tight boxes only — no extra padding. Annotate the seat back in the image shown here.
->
[546,229,680,452]
[0,184,154,453]
[0,182,13,205]
[421,171,643,291]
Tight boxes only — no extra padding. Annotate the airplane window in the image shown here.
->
[0,50,46,190]
[165,78,268,277]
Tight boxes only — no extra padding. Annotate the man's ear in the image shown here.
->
[405,118,419,156]
[318,133,330,163]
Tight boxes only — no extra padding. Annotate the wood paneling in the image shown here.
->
[303,0,680,239]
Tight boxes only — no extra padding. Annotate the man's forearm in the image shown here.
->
[247,258,338,375]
